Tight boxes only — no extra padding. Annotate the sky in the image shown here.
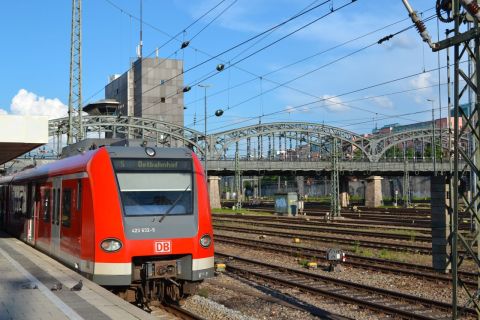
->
[0,0,460,135]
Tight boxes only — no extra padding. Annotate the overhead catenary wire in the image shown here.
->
[183,13,438,130]
[208,81,451,129]
[117,0,336,105]
[143,0,360,113]
[183,7,436,112]
[83,0,236,104]
[208,61,464,132]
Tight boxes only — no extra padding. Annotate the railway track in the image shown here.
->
[228,204,471,229]
[214,216,431,242]
[214,234,477,288]
[214,224,433,254]
[150,303,206,320]
[216,252,475,320]
[214,213,430,231]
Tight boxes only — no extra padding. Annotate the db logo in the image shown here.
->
[155,241,171,253]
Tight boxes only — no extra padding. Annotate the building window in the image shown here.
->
[161,97,166,103]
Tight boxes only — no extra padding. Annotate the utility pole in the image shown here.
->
[68,0,82,144]
[402,1,480,317]
[403,158,410,208]
[330,137,340,218]
[235,142,242,209]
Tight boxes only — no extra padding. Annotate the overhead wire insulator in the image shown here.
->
[401,0,434,49]
[461,0,480,20]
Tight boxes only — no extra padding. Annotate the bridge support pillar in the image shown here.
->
[296,176,305,198]
[430,175,451,272]
[340,176,350,207]
[208,176,221,209]
[365,176,383,207]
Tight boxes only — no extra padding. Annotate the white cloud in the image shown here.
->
[0,109,7,115]
[409,73,434,103]
[370,96,394,109]
[322,95,348,112]
[9,89,67,119]
[284,104,309,114]
[410,73,433,90]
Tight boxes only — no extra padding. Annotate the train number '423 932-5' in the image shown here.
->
[131,227,156,233]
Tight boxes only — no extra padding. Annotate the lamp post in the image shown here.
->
[198,84,224,182]
[198,84,211,180]
[427,99,436,174]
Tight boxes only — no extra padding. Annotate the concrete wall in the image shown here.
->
[219,175,432,200]
[105,58,184,127]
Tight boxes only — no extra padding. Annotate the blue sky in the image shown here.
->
[0,1,455,134]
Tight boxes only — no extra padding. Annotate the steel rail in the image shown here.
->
[215,234,477,288]
[216,252,476,319]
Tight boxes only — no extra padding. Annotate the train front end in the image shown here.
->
[91,146,214,303]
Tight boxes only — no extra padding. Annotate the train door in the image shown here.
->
[51,178,62,257]
[26,183,36,245]
[36,185,52,249]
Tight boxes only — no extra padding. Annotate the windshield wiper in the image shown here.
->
[158,184,191,223]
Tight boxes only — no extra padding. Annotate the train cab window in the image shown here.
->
[116,172,192,216]
[43,189,51,222]
[62,189,72,227]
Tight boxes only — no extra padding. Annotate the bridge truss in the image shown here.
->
[47,116,460,165]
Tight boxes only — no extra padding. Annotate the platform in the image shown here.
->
[0,232,159,320]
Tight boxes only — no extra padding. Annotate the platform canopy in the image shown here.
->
[0,115,49,165]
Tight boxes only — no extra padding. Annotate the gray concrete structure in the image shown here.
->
[365,176,383,207]
[430,175,451,272]
[340,177,350,207]
[105,58,184,126]
[208,176,221,209]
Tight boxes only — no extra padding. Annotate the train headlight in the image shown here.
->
[100,238,122,252]
[199,234,212,248]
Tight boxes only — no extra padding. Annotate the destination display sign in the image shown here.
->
[112,159,192,171]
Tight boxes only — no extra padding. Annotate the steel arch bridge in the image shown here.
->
[48,116,458,163]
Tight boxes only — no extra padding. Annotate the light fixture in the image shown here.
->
[183,86,191,93]
[181,41,190,49]
[145,147,156,157]
[215,109,224,117]
[216,64,225,71]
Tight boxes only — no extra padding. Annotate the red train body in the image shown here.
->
[0,146,214,302]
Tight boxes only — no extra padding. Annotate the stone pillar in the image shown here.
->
[296,176,305,198]
[430,175,451,272]
[208,176,221,209]
[340,176,350,207]
[365,176,383,207]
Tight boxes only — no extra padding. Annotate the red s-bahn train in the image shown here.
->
[0,146,214,303]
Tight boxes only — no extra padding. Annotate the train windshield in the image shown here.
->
[116,172,192,216]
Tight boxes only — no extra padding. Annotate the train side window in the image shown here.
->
[43,189,51,222]
[56,188,60,225]
[62,189,72,228]
[77,180,82,211]
[52,189,56,224]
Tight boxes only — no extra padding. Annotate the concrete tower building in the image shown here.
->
[105,57,184,126]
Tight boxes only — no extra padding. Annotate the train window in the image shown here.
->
[43,189,51,222]
[62,189,72,227]
[52,189,56,224]
[116,172,192,216]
